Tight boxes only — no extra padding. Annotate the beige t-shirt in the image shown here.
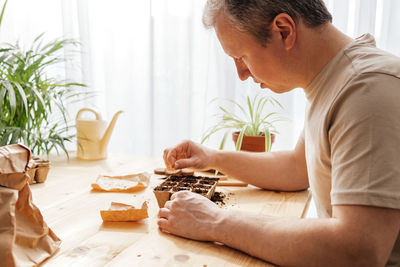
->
[303,34,400,266]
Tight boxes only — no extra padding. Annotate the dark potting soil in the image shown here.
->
[154,175,219,196]
[211,191,226,206]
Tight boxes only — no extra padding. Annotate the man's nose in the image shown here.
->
[234,60,251,81]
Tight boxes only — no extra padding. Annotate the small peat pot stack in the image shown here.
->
[26,158,51,184]
[153,175,219,208]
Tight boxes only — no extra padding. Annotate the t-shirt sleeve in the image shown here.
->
[329,72,400,209]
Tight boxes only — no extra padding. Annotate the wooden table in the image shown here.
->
[31,154,311,267]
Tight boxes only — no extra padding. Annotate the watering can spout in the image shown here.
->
[100,110,124,154]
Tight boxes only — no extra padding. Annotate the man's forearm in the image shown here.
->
[211,150,308,191]
[212,211,378,267]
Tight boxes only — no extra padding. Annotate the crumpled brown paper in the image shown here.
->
[0,143,32,190]
[0,144,61,267]
[91,173,151,193]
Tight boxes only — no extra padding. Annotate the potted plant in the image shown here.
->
[201,93,285,152]
[0,0,87,159]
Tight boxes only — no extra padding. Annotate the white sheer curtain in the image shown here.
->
[1,0,400,156]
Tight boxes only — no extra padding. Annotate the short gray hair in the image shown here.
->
[203,0,332,46]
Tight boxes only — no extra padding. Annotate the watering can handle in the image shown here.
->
[76,108,102,120]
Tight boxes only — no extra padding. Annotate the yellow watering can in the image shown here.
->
[76,108,123,160]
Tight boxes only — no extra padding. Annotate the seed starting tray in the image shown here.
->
[153,175,219,208]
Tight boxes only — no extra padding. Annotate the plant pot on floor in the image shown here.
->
[26,158,51,184]
[232,132,275,152]
[26,166,37,185]
[35,160,50,183]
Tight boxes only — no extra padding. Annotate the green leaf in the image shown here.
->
[261,112,278,123]
[226,99,249,121]
[219,106,238,120]
[3,80,16,118]
[12,82,28,116]
[201,125,230,144]
[235,125,248,151]
[30,86,46,109]
[0,48,12,53]
[254,95,266,120]
[33,32,45,44]
[219,131,229,150]
[0,0,8,29]
[257,97,270,118]
[271,96,284,109]
[0,84,7,111]
[264,129,271,152]
[247,95,254,124]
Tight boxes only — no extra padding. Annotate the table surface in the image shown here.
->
[31,154,311,267]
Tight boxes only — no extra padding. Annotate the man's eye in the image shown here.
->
[235,57,243,62]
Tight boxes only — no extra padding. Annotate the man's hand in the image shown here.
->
[157,191,226,241]
[158,193,400,266]
[163,140,216,170]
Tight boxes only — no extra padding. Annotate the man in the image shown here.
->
[158,0,400,266]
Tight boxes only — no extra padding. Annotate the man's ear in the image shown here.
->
[271,13,296,51]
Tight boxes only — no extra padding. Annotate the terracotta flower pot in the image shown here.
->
[232,131,275,152]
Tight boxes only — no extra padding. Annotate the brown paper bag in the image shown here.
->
[0,144,61,267]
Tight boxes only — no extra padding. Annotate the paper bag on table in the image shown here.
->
[0,144,61,267]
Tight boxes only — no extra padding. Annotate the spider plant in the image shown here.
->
[201,93,285,152]
[0,0,7,31]
[0,33,88,157]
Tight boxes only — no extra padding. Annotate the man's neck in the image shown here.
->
[298,23,353,91]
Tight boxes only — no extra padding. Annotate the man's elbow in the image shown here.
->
[346,243,389,267]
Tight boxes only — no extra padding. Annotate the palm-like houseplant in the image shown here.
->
[201,93,284,152]
[0,1,87,156]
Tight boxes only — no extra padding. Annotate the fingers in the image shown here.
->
[175,158,195,169]
[158,207,170,218]
[171,190,191,201]
[163,149,169,168]
[163,148,174,170]
[164,200,173,209]
[157,207,171,232]
[157,206,174,233]
[163,141,194,170]
[157,217,170,232]
[164,148,181,170]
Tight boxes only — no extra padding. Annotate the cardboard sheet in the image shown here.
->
[91,173,151,193]
[100,201,148,222]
